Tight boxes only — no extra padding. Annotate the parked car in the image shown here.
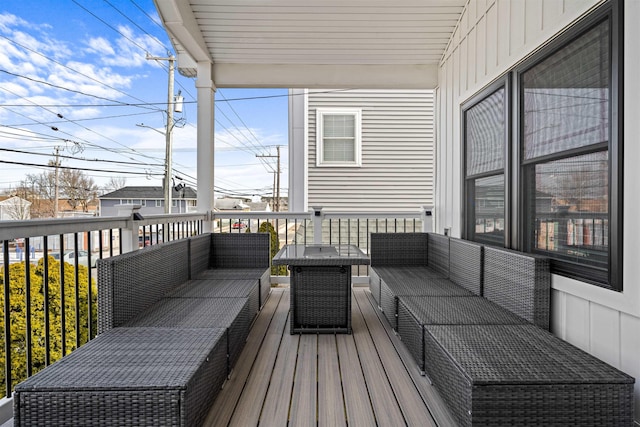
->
[232,221,248,229]
[50,250,97,268]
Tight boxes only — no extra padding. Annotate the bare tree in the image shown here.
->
[59,169,99,212]
[19,172,56,218]
[103,177,127,194]
[16,167,99,218]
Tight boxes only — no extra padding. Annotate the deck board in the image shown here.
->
[259,305,299,425]
[335,333,377,426]
[350,293,406,425]
[289,334,317,426]
[205,289,283,427]
[317,334,346,427]
[204,287,450,426]
[354,289,437,426]
[228,289,290,426]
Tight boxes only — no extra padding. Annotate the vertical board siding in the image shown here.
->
[438,0,640,421]
[620,313,640,418]
[307,89,434,212]
[589,304,621,368]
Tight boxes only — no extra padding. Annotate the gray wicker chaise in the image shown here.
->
[370,232,635,426]
[14,232,271,426]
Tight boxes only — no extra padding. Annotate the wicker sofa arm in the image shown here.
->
[370,232,428,266]
[483,246,550,330]
[189,233,212,279]
[211,233,271,269]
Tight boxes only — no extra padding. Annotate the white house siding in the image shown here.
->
[436,0,640,420]
[306,89,434,213]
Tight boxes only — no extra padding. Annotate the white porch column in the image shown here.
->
[288,89,308,212]
[196,61,216,232]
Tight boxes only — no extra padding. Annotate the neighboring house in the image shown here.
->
[57,198,99,217]
[99,186,197,216]
[214,197,273,213]
[214,197,251,212]
[289,89,434,213]
[0,196,31,220]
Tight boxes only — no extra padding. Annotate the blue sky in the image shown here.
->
[0,1,289,199]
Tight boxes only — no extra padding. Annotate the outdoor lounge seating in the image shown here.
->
[13,233,271,427]
[370,232,635,426]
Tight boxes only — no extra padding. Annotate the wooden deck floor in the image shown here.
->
[204,287,456,427]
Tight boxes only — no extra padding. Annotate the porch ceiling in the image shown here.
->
[153,0,466,89]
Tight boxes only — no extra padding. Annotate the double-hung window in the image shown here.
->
[519,4,622,289]
[463,82,508,246]
[462,0,622,290]
[316,108,362,167]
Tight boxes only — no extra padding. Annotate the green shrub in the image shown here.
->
[258,222,287,277]
[0,257,97,396]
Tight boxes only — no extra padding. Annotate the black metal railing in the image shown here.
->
[0,213,205,399]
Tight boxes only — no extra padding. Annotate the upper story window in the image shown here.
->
[316,108,362,167]
[155,200,162,208]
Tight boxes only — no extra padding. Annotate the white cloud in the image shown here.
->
[0,13,26,32]
[86,37,115,56]
[96,25,166,68]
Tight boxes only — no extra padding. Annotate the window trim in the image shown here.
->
[461,0,622,291]
[315,108,362,167]
[461,76,511,246]
[514,0,623,291]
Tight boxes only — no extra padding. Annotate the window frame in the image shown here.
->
[461,0,622,290]
[315,108,362,167]
[515,0,623,290]
[462,77,511,247]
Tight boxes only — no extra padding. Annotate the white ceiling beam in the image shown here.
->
[211,63,438,89]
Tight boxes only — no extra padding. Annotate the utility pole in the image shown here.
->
[256,146,282,211]
[146,53,176,214]
[53,146,61,218]
[276,146,281,212]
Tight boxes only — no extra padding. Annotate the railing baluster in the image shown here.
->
[87,232,94,340]
[73,233,80,350]
[59,234,66,357]
[3,239,12,397]
[43,236,50,366]
[25,237,33,378]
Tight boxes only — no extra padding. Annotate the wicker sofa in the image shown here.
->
[370,232,635,426]
[14,233,271,427]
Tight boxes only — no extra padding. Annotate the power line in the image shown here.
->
[0,159,162,176]
[129,0,166,32]
[71,0,150,54]
[102,0,169,52]
[8,110,159,127]
[0,69,160,111]
[0,88,357,108]
[0,34,160,109]
[0,147,164,167]
[0,91,170,169]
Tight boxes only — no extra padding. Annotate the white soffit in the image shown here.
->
[154,0,466,89]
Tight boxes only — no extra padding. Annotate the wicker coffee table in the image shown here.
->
[273,244,370,334]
